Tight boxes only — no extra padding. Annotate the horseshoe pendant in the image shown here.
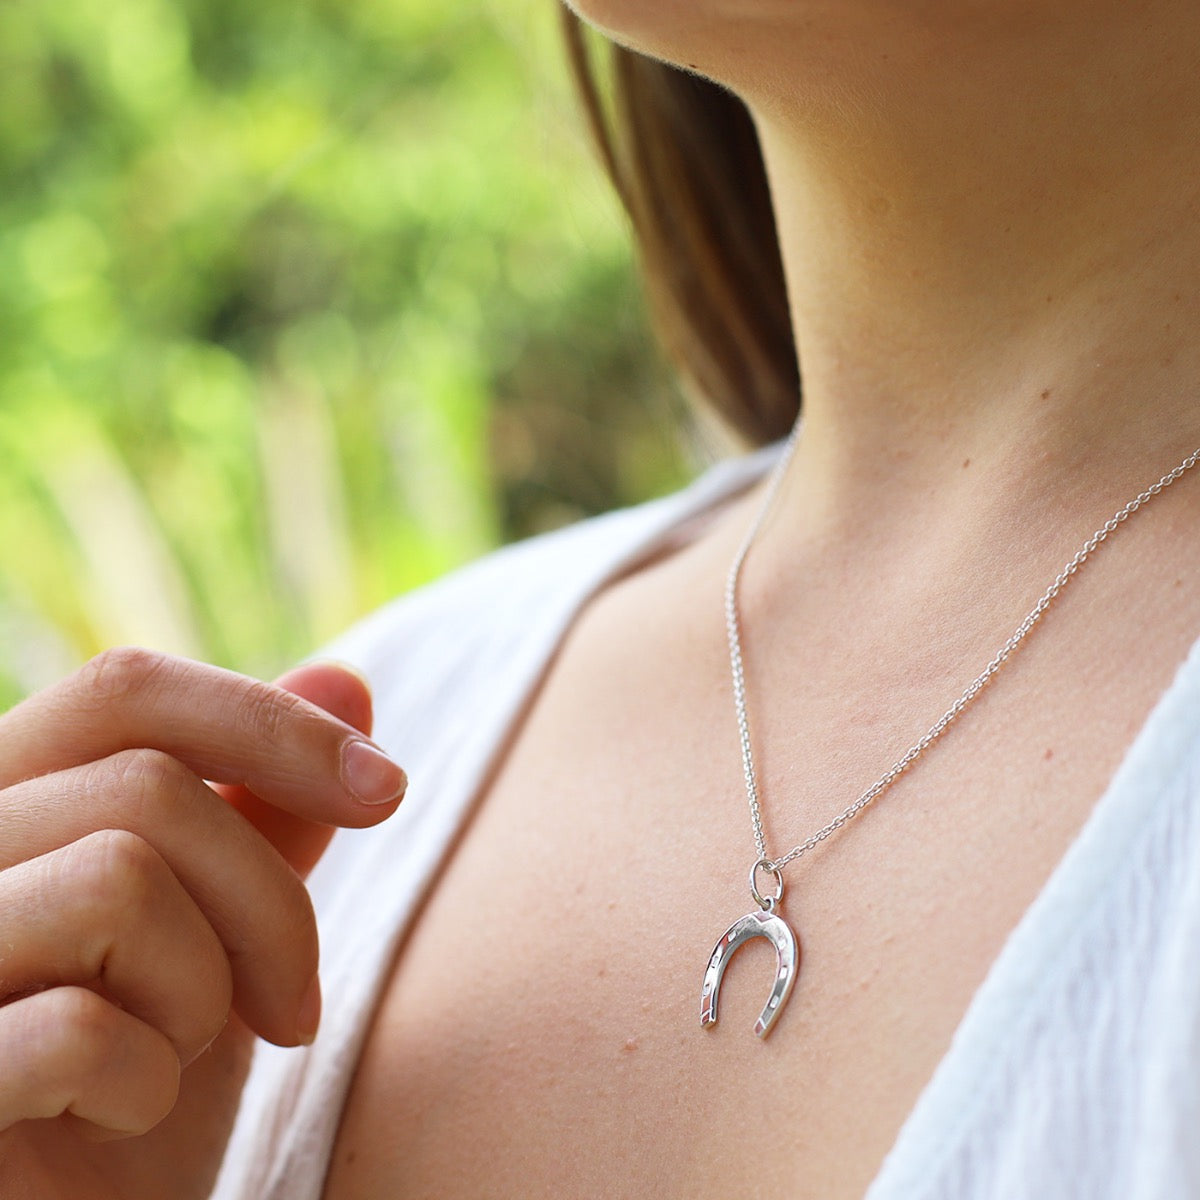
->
[700,908,799,1037]
[700,861,799,1038]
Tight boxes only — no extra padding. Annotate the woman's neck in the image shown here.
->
[709,3,1200,533]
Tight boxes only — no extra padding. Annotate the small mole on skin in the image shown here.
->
[962,458,971,469]
[623,1037,639,1053]
[597,964,607,978]
[1044,748,1055,762]
[1041,389,1052,400]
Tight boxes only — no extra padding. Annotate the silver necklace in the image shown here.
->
[700,422,1200,1038]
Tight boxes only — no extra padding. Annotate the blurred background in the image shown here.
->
[0,0,726,708]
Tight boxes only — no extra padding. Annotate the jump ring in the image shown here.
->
[749,857,784,910]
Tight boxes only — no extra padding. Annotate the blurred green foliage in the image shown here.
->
[0,0,703,707]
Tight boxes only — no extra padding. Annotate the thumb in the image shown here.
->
[215,660,379,878]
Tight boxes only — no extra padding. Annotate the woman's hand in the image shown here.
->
[0,648,404,1200]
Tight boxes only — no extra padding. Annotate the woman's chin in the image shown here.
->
[560,0,733,71]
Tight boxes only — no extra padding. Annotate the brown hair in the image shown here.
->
[559,9,800,450]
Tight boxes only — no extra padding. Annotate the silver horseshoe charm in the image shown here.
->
[700,861,799,1038]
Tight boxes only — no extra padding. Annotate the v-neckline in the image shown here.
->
[861,624,1200,1195]
[233,437,1200,1200]
[567,437,1200,1197]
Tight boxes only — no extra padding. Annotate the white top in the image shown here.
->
[214,437,1200,1200]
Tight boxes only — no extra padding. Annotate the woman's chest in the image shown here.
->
[318,561,1188,1200]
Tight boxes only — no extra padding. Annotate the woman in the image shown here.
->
[3,2,1200,1197]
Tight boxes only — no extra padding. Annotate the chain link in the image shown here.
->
[724,424,1200,876]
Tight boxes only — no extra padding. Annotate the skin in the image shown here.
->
[318,3,1200,1198]
[0,649,405,1199]
[6,4,1200,1197]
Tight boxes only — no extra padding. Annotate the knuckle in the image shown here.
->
[230,678,305,748]
[69,829,168,922]
[58,832,232,1062]
[76,646,171,709]
[55,830,176,987]
[48,987,179,1135]
[3,988,123,1124]
[49,986,121,1074]
[102,747,195,817]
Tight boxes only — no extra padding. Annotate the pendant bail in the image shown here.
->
[749,857,784,912]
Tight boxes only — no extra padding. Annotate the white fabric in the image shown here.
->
[214,436,1200,1200]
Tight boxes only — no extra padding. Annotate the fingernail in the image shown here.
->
[341,739,407,805]
[298,974,322,1046]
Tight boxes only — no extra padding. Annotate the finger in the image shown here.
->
[0,751,319,1047]
[0,648,405,826]
[276,660,373,735]
[216,661,374,878]
[0,987,179,1138]
[0,832,231,1066]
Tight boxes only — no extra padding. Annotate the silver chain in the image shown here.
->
[725,423,1200,876]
